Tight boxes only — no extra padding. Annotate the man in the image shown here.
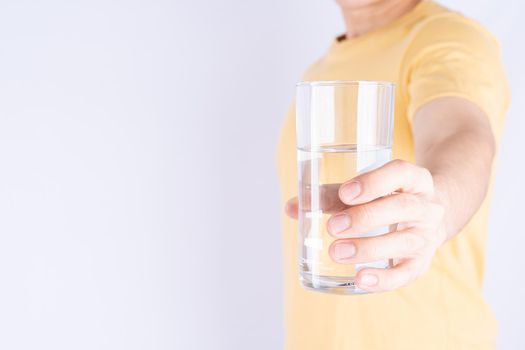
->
[276,0,510,349]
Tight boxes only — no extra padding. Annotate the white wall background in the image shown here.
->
[0,1,522,349]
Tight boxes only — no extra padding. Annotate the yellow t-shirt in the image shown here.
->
[275,1,510,349]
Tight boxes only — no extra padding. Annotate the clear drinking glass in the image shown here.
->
[295,80,395,295]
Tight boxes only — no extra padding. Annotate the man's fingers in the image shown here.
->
[285,183,348,219]
[354,258,426,293]
[299,183,346,213]
[327,193,442,237]
[328,228,427,264]
[338,159,434,205]
[285,197,298,219]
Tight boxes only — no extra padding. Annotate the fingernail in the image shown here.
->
[328,213,351,234]
[340,181,361,202]
[359,274,378,286]
[333,242,356,259]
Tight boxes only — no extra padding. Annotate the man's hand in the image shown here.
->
[285,159,446,293]
[285,96,496,293]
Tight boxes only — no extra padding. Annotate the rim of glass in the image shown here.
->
[296,80,395,87]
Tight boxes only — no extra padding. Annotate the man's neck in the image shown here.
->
[340,0,422,39]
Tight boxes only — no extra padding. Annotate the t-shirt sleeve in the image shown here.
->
[403,14,510,137]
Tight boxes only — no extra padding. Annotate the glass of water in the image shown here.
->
[295,80,395,295]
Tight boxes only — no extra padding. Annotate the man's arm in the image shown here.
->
[413,96,496,241]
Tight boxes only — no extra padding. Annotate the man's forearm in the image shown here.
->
[413,97,496,241]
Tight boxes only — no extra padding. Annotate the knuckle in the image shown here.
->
[357,239,378,260]
[392,160,433,189]
[418,197,432,219]
[395,193,411,207]
[351,204,375,227]
[397,193,419,208]
[418,168,435,193]
[391,159,408,167]
[418,167,433,182]
[401,232,425,253]
[381,279,395,291]
[398,194,426,219]
[391,159,411,172]
[403,264,419,284]
[425,201,445,223]
[382,264,418,290]
[382,272,402,291]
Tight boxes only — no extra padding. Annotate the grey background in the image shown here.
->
[0,1,523,349]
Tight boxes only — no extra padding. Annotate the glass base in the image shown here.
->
[300,271,370,295]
